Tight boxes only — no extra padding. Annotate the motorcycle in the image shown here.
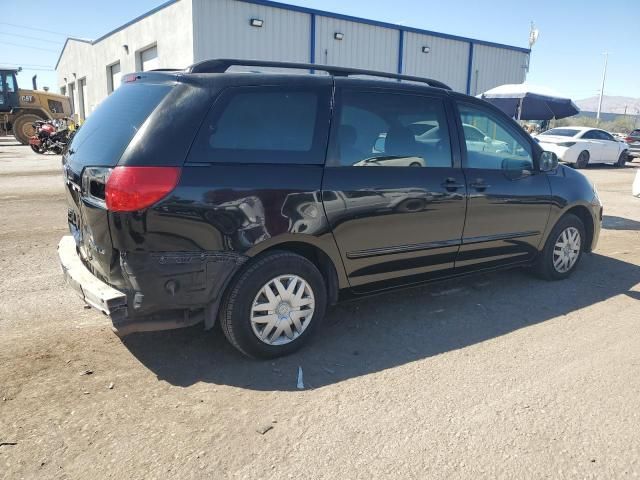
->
[29,119,76,155]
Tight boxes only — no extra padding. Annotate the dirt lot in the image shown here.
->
[1,136,639,479]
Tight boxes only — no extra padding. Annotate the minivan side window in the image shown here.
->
[190,86,330,164]
[331,90,453,168]
[457,102,533,171]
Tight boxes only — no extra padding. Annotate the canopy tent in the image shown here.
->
[479,84,580,120]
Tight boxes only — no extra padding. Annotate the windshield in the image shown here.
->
[541,128,579,137]
[68,82,172,166]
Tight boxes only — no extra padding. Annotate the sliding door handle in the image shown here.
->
[441,177,465,191]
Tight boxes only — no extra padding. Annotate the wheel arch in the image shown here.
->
[245,235,350,304]
[563,205,595,252]
[541,203,596,254]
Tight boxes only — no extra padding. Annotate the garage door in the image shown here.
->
[78,78,88,120]
[109,62,121,93]
[140,46,159,71]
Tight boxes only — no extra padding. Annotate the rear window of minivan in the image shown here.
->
[68,83,172,166]
[188,85,331,165]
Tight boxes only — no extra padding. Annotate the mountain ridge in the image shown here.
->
[576,95,640,114]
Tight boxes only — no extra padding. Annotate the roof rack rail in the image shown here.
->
[186,58,452,90]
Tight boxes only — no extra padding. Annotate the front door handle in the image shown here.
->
[441,177,465,191]
[470,180,491,191]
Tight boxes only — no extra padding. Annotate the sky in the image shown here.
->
[1,0,637,101]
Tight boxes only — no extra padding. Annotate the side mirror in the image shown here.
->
[484,136,492,143]
[540,151,558,172]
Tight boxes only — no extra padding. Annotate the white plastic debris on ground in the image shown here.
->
[633,170,640,198]
[296,366,304,389]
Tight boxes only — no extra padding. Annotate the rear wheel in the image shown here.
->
[575,150,590,169]
[534,214,585,280]
[616,151,627,167]
[12,114,44,145]
[220,251,327,359]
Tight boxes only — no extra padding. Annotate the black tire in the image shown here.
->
[220,251,327,359]
[575,150,590,169]
[12,114,44,145]
[616,151,627,167]
[533,213,586,281]
[409,162,422,167]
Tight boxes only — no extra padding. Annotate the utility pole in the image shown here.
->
[596,52,609,125]
[526,21,539,80]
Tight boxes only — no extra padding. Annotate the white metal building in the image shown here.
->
[56,0,530,119]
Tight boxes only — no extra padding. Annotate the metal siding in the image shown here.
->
[236,0,530,54]
[402,32,469,93]
[56,0,192,116]
[470,44,529,95]
[314,16,398,72]
[192,0,309,63]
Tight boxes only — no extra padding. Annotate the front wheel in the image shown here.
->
[220,251,327,359]
[30,144,45,154]
[534,214,586,280]
[12,114,44,145]
[616,151,628,167]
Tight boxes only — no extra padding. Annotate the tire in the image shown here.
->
[30,144,44,154]
[12,114,44,145]
[616,151,627,167]
[534,213,586,281]
[409,162,422,167]
[220,251,327,359]
[575,150,590,169]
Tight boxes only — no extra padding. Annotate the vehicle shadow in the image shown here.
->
[565,162,638,170]
[123,253,640,391]
[603,215,640,231]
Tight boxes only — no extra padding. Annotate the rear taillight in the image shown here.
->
[625,137,633,143]
[105,166,181,212]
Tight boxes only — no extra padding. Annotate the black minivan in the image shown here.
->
[59,59,602,358]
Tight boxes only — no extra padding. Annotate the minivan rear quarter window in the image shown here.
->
[68,83,172,166]
[189,86,331,164]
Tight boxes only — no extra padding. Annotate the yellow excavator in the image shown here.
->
[1,68,72,144]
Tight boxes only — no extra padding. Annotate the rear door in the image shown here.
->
[580,130,604,160]
[455,99,552,271]
[322,83,467,291]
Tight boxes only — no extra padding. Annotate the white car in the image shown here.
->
[417,123,509,154]
[536,127,629,168]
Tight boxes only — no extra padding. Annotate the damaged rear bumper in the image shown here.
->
[58,235,128,321]
[57,235,205,336]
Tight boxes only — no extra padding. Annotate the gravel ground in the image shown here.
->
[1,136,639,479]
